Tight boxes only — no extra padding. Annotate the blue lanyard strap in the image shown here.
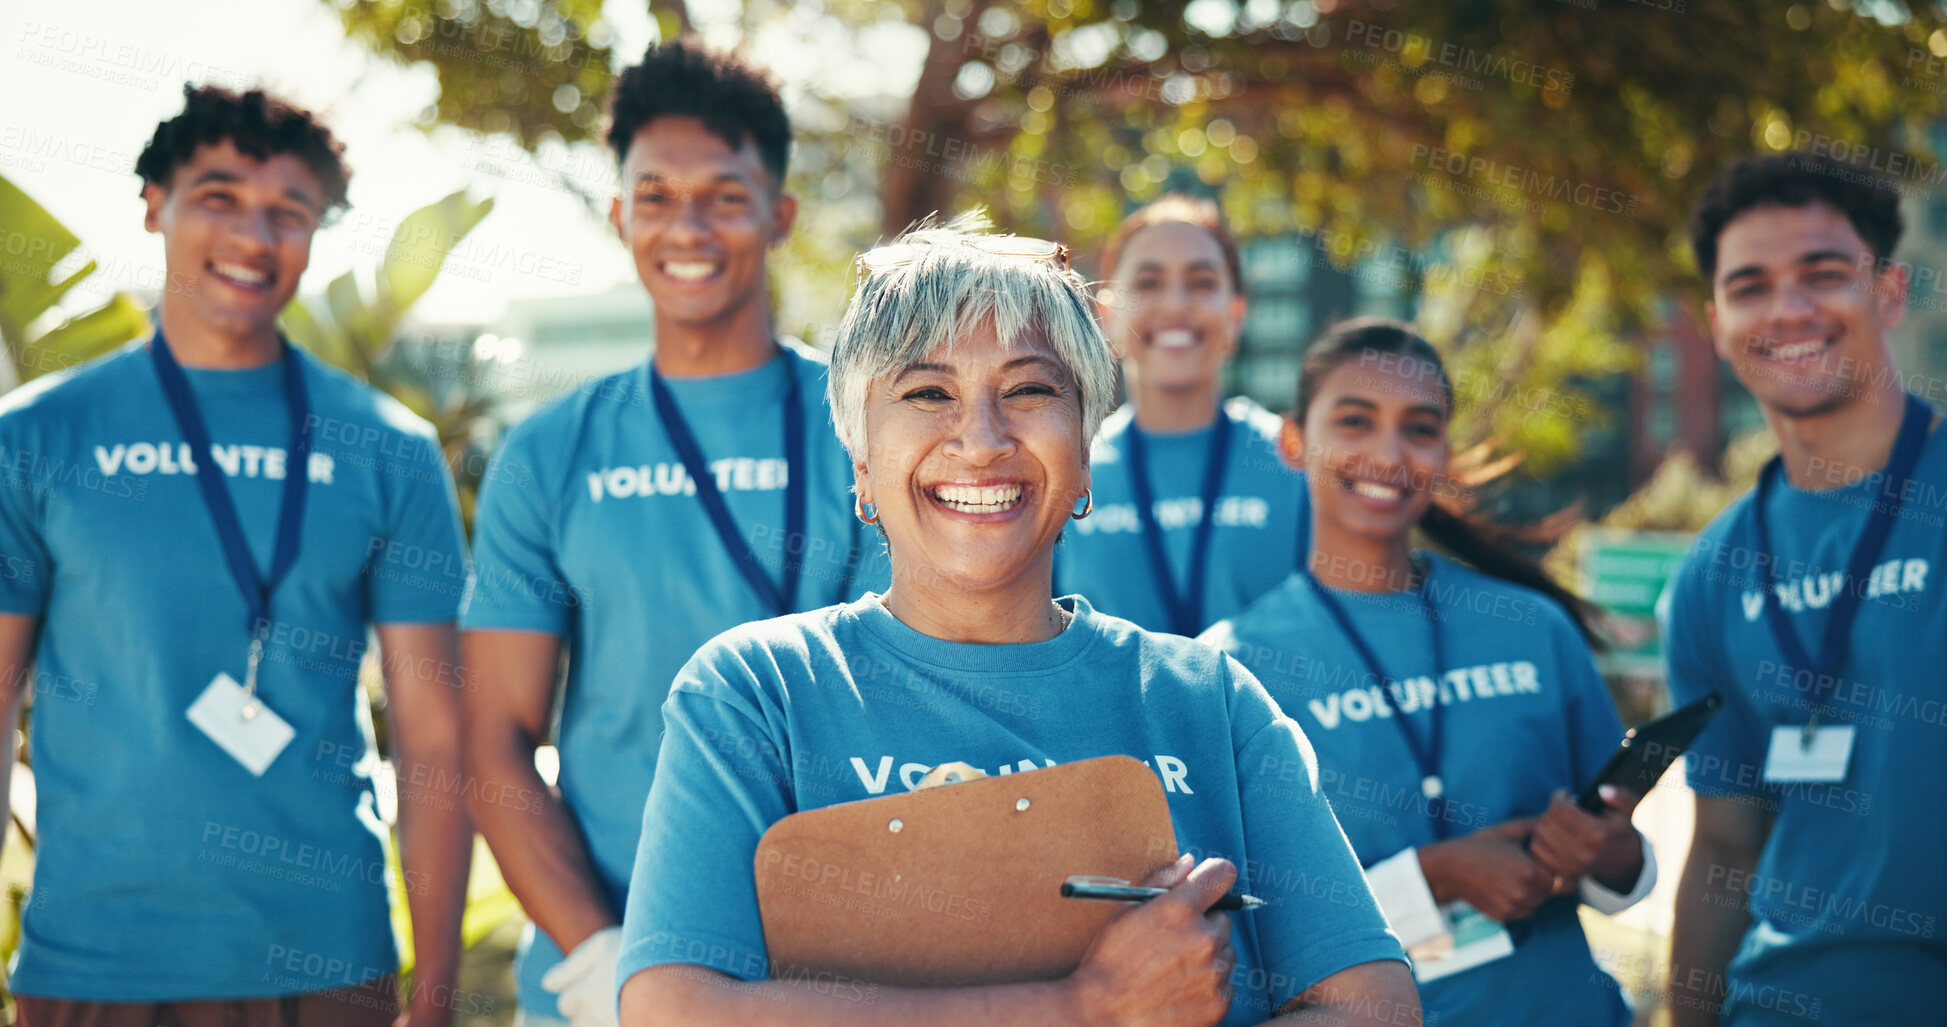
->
[1302,566,1452,838]
[148,331,312,637]
[1124,408,1233,637]
[648,356,805,617]
[1750,392,1932,707]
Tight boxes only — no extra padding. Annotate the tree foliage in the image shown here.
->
[0,173,151,388]
[332,0,617,148]
[331,0,1947,472]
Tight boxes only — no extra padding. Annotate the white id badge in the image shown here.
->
[187,673,294,776]
[1410,901,1515,983]
[1764,725,1855,783]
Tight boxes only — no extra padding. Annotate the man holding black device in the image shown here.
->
[1666,152,1947,1024]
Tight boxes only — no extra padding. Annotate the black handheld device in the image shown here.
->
[1575,691,1723,813]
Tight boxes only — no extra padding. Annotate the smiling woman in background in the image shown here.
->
[614,216,1419,1027]
[1202,317,1653,1026]
[1056,195,1308,637]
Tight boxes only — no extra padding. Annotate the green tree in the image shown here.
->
[329,0,1947,472]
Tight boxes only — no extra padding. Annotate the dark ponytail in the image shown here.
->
[1297,317,1607,648]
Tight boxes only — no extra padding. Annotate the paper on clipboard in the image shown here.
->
[754,754,1179,988]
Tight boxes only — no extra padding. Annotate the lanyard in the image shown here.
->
[1124,408,1233,636]
[1750,392,1931,739]
[649,356,805,617]
[150,331,311,710]
[1301,565,1453,838]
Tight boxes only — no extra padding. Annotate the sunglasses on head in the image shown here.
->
[855,235,1072,279]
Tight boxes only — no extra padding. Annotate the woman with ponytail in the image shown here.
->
[1056,195,1309,637]
[1201,317,1651,1025]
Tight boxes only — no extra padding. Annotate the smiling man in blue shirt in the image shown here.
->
[460,41,882,1027]
[0,85,470,1026]
[1665,151,1946,1025]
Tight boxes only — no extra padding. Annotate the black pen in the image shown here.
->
[1062,875,1266,912]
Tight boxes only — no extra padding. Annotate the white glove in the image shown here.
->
[541,926,624,1027]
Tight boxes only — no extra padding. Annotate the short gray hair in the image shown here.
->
[828,211,1117,461]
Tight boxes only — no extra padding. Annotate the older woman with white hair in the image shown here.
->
[614,216,1419,1027]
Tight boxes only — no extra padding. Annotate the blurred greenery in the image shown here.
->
[335,0,616,153]
[1546,426,1775,575]
[278,188,500,525]
[329,0,1947,474]
[1587,427,1777,533]
[0,174,151,387]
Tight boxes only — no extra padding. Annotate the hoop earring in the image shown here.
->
[856,497,879,524]
[1071,490,1093,520]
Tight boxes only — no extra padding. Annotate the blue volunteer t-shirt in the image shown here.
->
[618,593,1406,1025]
[1203,555,1632,1026]
[1665,410,1947,1026]
[0,341,465,1000]
[462,343,885,1014]
[1057,398,1308,636]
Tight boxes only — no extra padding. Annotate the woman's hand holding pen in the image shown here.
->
[1065,854,1237,1027]
[1416,817,1557,923]
[1528,786,1645,895]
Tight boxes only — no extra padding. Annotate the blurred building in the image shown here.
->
[387,283,650,466]
[484,284,653,421]
[1230,233,1408,409]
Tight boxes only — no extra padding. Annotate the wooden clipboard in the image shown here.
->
[754,755,1179,987]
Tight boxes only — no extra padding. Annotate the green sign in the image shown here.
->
[1581,529,1695,677]
[1582,529,1694,618]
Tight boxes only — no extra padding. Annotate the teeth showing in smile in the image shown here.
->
[1154,329,1197,350]
[933,483,1023,513]
[1349,480,1403,501]
[212,261,269,286]
[1769,340,1827,362]
[663,261,719,282]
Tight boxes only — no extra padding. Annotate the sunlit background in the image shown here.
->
[5,1,1947,1021]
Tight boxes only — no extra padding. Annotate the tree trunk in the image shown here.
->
[878,0,989,236]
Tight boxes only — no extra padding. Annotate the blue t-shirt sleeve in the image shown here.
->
[368,427,466,624]
[1227,655,1405,1005]
[618,650,790,990]
[463,425,573,634]
[1553,613,1626,791]
[1664,539,1769,799]
[0,420,51,616]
